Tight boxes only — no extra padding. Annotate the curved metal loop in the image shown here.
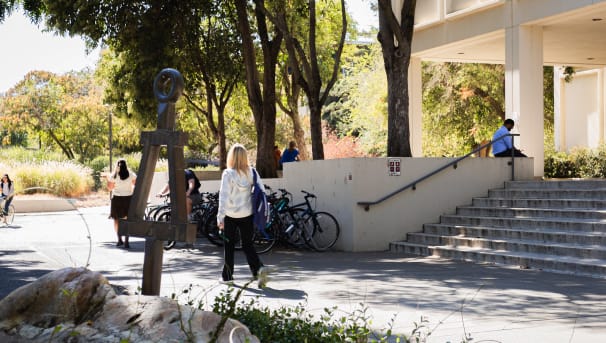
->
[153,68,185,103]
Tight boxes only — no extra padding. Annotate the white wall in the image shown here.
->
[556,68,604,151]
[283,157,534,252]
[150,158,534,252]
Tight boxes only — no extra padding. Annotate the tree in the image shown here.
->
[0,70,109,162]
[0,0,44,23]
[276,53,309,161]
[268,0,347,160]
[377,0,416,157]
[181,2,242,170]
[235,0,283,177]
[326,43,388,156]
[422,62,504,156]
[39,1,213,126]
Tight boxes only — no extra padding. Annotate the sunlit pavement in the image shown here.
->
[1,207,605,342]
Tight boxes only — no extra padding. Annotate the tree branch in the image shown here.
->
[377,0,407,49]
[320,0,347,105]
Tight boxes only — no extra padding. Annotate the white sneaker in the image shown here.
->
[257,266,271,288]
[219,278,234,286]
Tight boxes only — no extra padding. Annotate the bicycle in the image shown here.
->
[281,190,340,252]
[0,197,15,225]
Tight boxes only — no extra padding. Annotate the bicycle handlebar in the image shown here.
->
[301,190,316,198]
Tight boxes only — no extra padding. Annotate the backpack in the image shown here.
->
[251,168,269,231]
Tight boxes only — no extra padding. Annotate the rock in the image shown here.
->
[0,268,259,343]
[0,267,114,331]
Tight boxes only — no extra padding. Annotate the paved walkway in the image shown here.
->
[1,207,605,342]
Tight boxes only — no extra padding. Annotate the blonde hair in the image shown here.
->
[227,144,250,176]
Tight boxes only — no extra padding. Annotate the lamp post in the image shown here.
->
[108,107,113,172]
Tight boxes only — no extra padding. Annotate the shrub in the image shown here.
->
[1,161,94,197]
[209,286,429,343]
[545,145,606,178]
[86,156,110,190]
[0,146,68,163]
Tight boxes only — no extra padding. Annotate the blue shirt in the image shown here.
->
[280,148,299,163]
[491,126,512,155]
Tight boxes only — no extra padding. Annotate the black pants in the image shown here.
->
[222,215,262,281]
[494,148,527,157]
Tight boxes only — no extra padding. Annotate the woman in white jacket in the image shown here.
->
[218,144,269,287]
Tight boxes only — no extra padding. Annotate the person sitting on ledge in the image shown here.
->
[491,119,527,157]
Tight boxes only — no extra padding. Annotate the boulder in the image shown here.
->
[0,268,259,343]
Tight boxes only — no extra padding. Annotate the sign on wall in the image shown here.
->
[388,158,401,176]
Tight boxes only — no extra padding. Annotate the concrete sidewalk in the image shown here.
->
[1,207,605,342]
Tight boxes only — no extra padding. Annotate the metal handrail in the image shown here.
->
[358,133,520,211]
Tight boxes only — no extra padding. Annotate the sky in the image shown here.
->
[0,0,376,94]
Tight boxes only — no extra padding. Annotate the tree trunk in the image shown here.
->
[258,52,278,177]
[235,0,281,178]
[385,52,412,157]
[280,68,309,161]
[308,100,324,160]
[286,108,309,161]
[378,0,416,158]
[216,106,227,170]
[48,129,75,160]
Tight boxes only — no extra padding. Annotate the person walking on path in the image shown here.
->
[217,144,270,288]
[280,141,300,165]
[107,159,136,249]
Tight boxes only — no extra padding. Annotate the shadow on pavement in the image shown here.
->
[0,250,53,299]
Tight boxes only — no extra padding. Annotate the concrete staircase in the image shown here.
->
[391,180,606,278]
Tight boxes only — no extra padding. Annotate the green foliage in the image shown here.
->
[0,69,109,162]
[325,43,388,156]
[210,287,428,343]
[545,145,606,178]
[0,146,67,163]
[422,62,504,157]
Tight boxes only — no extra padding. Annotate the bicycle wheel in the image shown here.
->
[156,211,176,250]
[151,205,171,221]
[202,209,225,247]
[282,208,308,248]
[252,223,277,254]
[4,204,15,225]
[305,211,340,251]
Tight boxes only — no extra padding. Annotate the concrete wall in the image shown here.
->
[146,158,533,252]
[555,67,605,151]
[283,157,534,252]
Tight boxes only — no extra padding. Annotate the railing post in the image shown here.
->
[510,134,515,181]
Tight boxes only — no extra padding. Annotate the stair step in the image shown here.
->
[456,206,606,220]
[506,179,606,190]
[488,188,606,199]
[406,233,606,259]
[422,223,606,245]
[390,242,606,278]
[440,214,606,231]
[472,197,606,210]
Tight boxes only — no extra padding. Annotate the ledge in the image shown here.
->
[13,199,77,213]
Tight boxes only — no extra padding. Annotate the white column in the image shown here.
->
[409,56,423,156]
[505,25,544,176]
[553,65,563,151]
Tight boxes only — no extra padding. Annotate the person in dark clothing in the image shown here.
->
[157,169,202,221]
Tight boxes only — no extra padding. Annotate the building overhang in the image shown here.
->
[411,0,606,67]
